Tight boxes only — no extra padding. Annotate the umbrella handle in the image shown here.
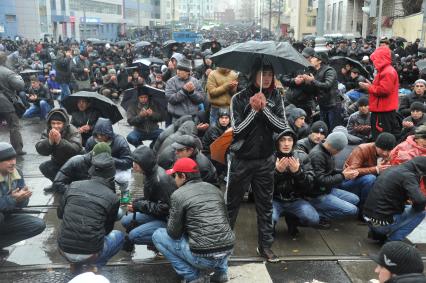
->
[281,95,288,125]
[260,68,263,94]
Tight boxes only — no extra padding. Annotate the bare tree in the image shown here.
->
[402,0,422,16]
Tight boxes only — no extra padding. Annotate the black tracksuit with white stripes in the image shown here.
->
[227,84,287,249]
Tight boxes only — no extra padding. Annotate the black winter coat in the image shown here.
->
[274,149,315,201]
[35,109,82,166]
[85,118,132,170]
[230,85,287,160]
[167,179,235,254]
[311,64,339,108]
[308,143,344,196]
[55,55,72,84]
[52,153,92,194]
[386,273,426,283]
[202,124,230,154]
[295,136,317,154]
[131,146,176,220]
[363,157,426,223]
[281,75,315,110]
[398,92,426,117]
[57,176,119,254]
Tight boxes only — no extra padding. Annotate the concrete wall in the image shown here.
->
[0,1,18,38]
[392,12,423,43]
[15,0,41,40]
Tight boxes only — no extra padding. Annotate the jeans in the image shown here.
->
[339,174,376,210]
[309,188,359,220]
[39,160,62,181]
[368,206,426,241]
[319,105,343,131]
[61,230,125,267]
[96,230,125,266]
[23,100,52,120]
[59,83,71,106]
[152,228,230,282]
[0,112,23,153]
[272,199,320,227]
[121,212,166,245]
[0,214,46,248]
[347,90,364,102]
[126,128,164,148]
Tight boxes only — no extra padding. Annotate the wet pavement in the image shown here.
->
[1,116,426,282]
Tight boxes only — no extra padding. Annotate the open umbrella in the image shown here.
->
[132,57,164,68]
[329,56,372,80]
[135,41,151,49]
[201,40,222,52]
[89,39,111,46]
[115,40,130,47]
[120,85,167,121]
[210,41,310,76]
[19,69,43,75]
[63,91,123,124]
[210,130,233,165]
[415,59,426,72]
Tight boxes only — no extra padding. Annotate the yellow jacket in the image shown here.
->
[206,68,238,107]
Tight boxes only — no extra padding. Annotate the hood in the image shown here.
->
[274,127,297,153]
[410,156,426,177]
[47,108,70,129]
[131,145,156,175]
[406,135,426,153]
[370,46,391,71]
[173,115,193,131]
[177,120,197,136]
[171,52,184,62]
[92,118,114,139]
[288,107,306,126]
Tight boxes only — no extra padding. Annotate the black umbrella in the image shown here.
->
[135,41,151,48]
[392,36,407,42]
[121,86,167,121]
[210,40,310,76]
[201,40,222,52]
[115,40,130,47]
[63,91,123,124]
[132,57,164,68]
[329,56,373,80]
[89,39,111,46]
[162,40,178,49]
[20,69,43,75]
[416,59,426,72]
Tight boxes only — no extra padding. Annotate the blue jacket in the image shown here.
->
[85,118,132,170]
[0,169,28,211]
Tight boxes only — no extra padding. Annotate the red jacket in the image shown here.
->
[368,47,399,112]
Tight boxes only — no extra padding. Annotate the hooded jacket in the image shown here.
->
[363,157,426,223]
[273,128,315,201]
[36,108,82,166]
[287,107,310,140]
[51,153,92,194]
[390,135,426,166]
[156,120,197,158]
[57,175,119,254]
[131,146,177,219]
[165,74,205,118]
[368,47,399,112]
[153,115,193,154]
[202,114,231,154]
[385,273,426,283]
[85,118,132,170]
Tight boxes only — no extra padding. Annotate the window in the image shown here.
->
[69,0,122,15]
[327,4,331,31]
[337,1,343,31]
[307,15,316,27]
[332,2,337,31]
[50,0,56,11]
[5,14,17,22]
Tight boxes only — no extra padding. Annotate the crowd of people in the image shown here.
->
[0,32,426,283]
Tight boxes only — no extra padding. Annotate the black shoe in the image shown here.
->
[43,185,55,193]
[368,230,387,244]
[122,236,135,252]
[256,247,280,263]
[210,271,228,283]
[285,217,300,238]
[316,218,331,230]
[16,150,26,156]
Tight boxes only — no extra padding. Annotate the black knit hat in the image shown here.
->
[49,112,66,123]
[375,132,396,150]
[310,121,328,135]
[358,96,369,107]
[410,101,425,112]
[370,241,424,275]
[0,142,16,162]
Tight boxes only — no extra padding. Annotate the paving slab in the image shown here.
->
[266,261,351,283]
[233,203,333,257]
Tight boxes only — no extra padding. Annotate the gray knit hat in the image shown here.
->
[0,142,16,162]
[325,132,348,152]
[370,241,424,275]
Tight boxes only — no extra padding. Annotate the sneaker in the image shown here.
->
[210,271,228,283]
[120,191,131,204]
[43,185,55,193]
[256,247,280,263]
[122,236,135,252]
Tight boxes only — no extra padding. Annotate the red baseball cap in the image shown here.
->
[166,158,199,175]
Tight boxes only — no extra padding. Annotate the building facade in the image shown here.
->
[177,0,214,29]
[288,0,317,40]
